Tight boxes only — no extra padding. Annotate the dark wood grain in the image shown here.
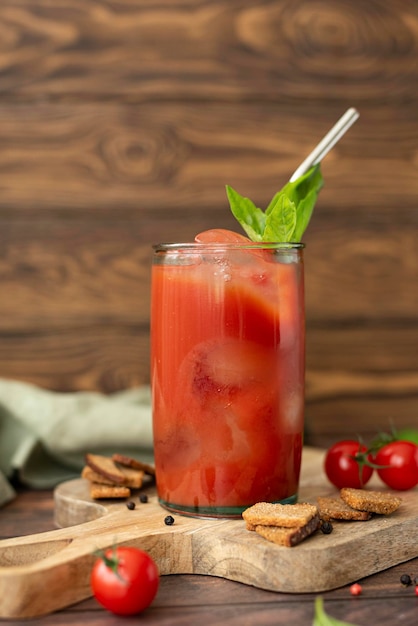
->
[2,488,418,625]
[0,0,416,102]
[0,0,417,442]
[0,102,416,212]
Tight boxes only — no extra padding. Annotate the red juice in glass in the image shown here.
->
[151,230,305,518]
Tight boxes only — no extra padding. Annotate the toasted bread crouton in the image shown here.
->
[317,495,372,521]
[340,488,402,515]
[82,465,116,486]
[85,453,127,485]
[112,453,156,477]
[85,453,126,485]
[242,502,319,529]
[82,463,144,489]
[89,483,131,499]
[118,467,144,489]
[254,515,320,547]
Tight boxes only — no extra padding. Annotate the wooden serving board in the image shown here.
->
[0,447,417,619]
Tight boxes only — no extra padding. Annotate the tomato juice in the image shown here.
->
[151,233,305,517]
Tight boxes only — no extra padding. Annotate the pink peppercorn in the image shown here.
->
[350,583,362,596]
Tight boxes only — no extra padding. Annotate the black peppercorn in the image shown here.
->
[126,501,136,510]
[320,521,333,535]
[139,493,149,503]
[164,515,175,526]
[400,574,412,586]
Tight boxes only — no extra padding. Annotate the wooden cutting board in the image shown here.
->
[0,447,417,619]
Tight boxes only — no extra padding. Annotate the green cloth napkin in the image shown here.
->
[0,378,153,507]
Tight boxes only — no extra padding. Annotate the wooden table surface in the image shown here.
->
[0,488,417,625]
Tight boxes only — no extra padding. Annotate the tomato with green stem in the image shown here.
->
[91,546,159,616]
[371,426,418,448]
[324,440,374,489]
[373,440,418,491]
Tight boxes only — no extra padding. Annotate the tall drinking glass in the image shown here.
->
[151,240,305,518]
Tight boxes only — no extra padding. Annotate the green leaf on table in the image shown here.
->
[313,597,359,626]
[226,163,324,243]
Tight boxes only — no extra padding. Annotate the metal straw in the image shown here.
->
[289,107,359,182]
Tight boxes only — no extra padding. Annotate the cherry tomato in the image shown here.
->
[373,440,418,491]
[91,547,159,616]
[324,440,374,489]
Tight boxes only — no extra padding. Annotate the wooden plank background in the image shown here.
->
[1,0,417,445]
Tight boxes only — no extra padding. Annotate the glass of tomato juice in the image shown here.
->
[151,232,305,518]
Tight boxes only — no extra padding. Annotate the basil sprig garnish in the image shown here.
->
[226,164,323,243]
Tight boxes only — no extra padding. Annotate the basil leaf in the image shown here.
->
[226,164,324,243]
[281,163,323,204]
[292,187,318,242]
[225,185,265,241]
[313,597,359,626]
[280,164,324,241]
[263,194,297,242]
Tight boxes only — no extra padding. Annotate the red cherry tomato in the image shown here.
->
[373,440,418,491]
[324,440,374,489]
[91,547,159,616]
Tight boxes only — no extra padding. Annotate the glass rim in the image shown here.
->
[153,241,305,252]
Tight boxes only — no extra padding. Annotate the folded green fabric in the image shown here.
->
[0,378,153,507]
